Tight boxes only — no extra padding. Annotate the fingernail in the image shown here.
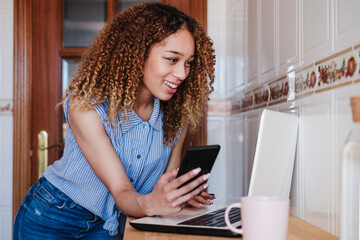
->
[193,168,201,174]
[203,173,210,180]
[203,183,209,189]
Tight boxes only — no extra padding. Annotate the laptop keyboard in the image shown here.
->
[178,207,241,227]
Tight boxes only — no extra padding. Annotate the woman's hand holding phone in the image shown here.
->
[138,167,210,216]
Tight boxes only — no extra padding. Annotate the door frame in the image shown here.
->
[13,0,207,218]
[13,0,33,218]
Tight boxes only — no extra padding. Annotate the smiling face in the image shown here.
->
[140,28,195,102]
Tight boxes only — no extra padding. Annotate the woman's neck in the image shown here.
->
[134,89,154,122]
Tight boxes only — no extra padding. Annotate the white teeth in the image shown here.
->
[164,80,177,89]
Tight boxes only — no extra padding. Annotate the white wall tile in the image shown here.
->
[0,207,12,240]
[225,114,246,203]
[300,92,333,233]
[0,116,13,207]
[334,0,360,51]
[0,0,12,10]
[226,0,246,95]
[246,0,259,88]
[208,0,228,99]
[259,0,277,83]
[302,0,333,65]
[207,117,227,205]
[277,0,300,75]
[0,10,13,100]
[208,0,246,99]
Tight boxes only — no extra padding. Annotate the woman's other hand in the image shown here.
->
[186,191,215,208]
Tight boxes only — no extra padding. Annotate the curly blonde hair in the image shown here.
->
[64,3,215,145]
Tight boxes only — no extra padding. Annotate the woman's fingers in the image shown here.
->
[187,192,215,208]
[158,168,179,183]
[173,180,210,207]
[200,192,216,200]
[187,199,202,208]
[170,167,201,187]
[175,172,209,197]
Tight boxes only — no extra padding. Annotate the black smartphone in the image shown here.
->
[176,144,221,189]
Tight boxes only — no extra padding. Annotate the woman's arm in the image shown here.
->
[68,108,209,217]
[164,125,188,173]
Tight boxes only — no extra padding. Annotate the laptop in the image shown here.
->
[129,109,299,237]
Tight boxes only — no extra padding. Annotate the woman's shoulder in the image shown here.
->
[93,99,111,124]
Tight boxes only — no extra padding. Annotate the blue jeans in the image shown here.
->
[13,177,126,239]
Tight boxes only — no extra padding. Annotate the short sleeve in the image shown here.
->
[94,100,114,137]
[63,97,71,124]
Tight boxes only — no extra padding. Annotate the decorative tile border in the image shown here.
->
[207,100,232,116]
[354,44,360,81]
[295,64,317,97]
[253,85,269,109]
[0,100,13,116]
[208,42,360,115]
[242,91,254,112]
[315,47,356,92]
[268,76,288,105]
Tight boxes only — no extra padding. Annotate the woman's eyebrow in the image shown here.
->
[165,50,194,58]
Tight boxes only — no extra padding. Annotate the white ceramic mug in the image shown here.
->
[224,196,290,240]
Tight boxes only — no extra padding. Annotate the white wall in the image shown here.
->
[208,0,360,236]
[0,0,13,239]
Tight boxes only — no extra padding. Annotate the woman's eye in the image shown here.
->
[185,61,193,67]
[167,58,177,63]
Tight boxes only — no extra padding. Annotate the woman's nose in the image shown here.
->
[172,64,188,80]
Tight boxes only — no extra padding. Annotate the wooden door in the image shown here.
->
[13,0,207,218]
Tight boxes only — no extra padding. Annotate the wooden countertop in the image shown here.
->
[124,215,338,240]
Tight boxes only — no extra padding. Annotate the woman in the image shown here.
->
[13,3,216,239]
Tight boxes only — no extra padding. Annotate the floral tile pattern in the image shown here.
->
[315,48,356,91]
[355,44,360,81]
[241,91,254,111]
[208,100,232,116]
[229,95,242,114]
[0,100,13,116]
[295,64,317,96]
[269,76,289,104]
[253,85,269,108]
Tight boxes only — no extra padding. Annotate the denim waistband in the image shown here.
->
[35,176,78,209]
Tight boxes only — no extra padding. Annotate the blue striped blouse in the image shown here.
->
[43,97,176,235]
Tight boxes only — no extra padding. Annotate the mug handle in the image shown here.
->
[224,202,243,235]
